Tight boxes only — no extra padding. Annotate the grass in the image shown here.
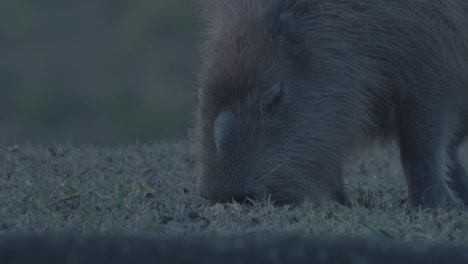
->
[0,140,467,247]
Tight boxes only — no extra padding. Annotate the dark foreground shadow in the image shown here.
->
[0,234,467,264]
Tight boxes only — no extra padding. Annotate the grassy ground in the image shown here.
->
[0,140,467,247]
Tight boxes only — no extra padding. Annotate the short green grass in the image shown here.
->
[0,140,467,246]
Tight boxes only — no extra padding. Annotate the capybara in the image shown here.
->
[192,0,468,208]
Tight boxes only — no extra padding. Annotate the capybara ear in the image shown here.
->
[269,1,309,64]
[271,3,300,40]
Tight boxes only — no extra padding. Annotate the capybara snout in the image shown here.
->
[199,184,257,204]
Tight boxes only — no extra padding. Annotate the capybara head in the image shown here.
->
[192,0,349,205]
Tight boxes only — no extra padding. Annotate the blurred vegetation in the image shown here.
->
[0,0,200,145]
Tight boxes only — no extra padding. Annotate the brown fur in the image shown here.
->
[192,0,468,208]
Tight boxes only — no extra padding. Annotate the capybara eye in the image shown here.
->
[266,81,284,114]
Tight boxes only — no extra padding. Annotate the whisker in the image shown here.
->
[256,158,290,182]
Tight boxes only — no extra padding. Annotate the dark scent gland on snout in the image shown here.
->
[192,0,468,209]
[213,111,236,156]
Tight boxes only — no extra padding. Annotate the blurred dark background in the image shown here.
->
[0,0,200,145]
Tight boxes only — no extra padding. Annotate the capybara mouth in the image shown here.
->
[199,187,257,205]
[259,189,304,206]
[199,185,301,206]
[222,192,257,205]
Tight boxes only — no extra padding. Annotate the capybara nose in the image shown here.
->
[200,187,256,204]
[231,193,256,204]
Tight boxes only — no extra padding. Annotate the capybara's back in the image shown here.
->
[192,0,468,208]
